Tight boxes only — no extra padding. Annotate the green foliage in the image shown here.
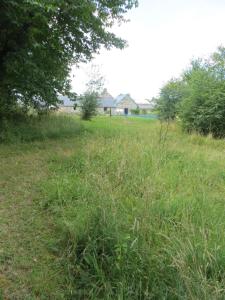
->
[156,79,186,120]
[0,0,138,117]
[80,92,99,120]
[157,46,225,138]
[0,114,83,143]
[79,64,105,120]
[131,107,140,114]
[180,48,225,137]
[141,108,147,114]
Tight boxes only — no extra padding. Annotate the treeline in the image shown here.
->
[155,46,225,138]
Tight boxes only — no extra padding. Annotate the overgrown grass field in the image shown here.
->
[1,115,225,299]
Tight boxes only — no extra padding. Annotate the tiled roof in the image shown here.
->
[58,91,137,108]
[115,94,137,105]
[138,103,153,109]
[98,89,116,108]
[98,97,116,108]
[58,95,75,107]
[115,94,127,104]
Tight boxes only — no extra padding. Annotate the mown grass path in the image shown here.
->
[0,143,71,299]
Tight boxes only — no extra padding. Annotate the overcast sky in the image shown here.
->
[71,0,225,103]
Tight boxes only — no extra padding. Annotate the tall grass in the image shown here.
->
[40,117,225,299]
[0,114,84,143]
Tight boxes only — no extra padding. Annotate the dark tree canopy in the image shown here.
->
[0,0,138,117]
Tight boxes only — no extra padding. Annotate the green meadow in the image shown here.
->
[1,115,225,299]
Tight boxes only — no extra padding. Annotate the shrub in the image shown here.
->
[80,92,99,120]
[131,107,140,115]
[141,109,147,115]
[179,48,225,138]
[156,46,225,138]
[156,79,186,120]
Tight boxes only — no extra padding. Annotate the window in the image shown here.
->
[104,107,108,111]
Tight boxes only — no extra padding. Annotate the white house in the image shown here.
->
[97,90,116,115]
[114,94,138,115]
[137,100,154,112]
[58,95,76,113]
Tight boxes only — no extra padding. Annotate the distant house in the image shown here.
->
[137,100,154,112]
[58,95,76,113]
[58,91,116,114]
[114,94,138,115]
[98,89,116,114]
[58,90,141,115]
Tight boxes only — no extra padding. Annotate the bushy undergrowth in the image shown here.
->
[40,118,225,299]
[0,114,83,143]
[156,46,225,138]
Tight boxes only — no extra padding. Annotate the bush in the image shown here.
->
[156,79,186,121]
[141,109,147,115]
[131,107,140,115]
[80,92,99,120]
[179,48,225,138]
[156,47,225,138]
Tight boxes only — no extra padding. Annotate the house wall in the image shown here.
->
[138,104,153,111]
[97,107,105,114]
[98,107,118,115]
[59,106,115,115]
[116,97,137,114]
[58,106,78,113]
[58,100,138,116]
[113,108,123,115]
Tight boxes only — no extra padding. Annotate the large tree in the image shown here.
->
[0,0,138,117]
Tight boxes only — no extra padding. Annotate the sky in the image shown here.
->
[71,0,225,103]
